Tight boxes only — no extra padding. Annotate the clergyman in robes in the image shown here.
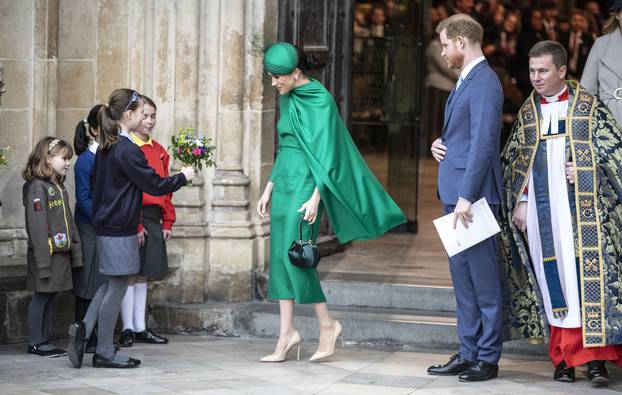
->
[498,40,622,385]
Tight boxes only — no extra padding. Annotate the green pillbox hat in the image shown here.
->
[263,42,299,75]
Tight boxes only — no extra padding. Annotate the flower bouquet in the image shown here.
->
[169,128,216,184]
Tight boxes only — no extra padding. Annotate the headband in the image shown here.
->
[263,42,299,75]
[122,90,141,112]
[48,138,60,152]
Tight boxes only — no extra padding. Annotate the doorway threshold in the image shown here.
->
[318,232,451,287]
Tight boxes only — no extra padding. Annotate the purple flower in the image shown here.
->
[177,148,182,154]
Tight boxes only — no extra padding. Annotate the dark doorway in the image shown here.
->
[350,0,426,232]
[277,0,427,236]
[277,0,353,254]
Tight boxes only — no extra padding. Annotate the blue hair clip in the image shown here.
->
[122,90,141,112]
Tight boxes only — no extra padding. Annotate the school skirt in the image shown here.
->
[96,234,140,276]
[72,222,107,299]
[138,205,169,279]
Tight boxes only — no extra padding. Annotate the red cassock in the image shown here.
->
[549,326,622,368]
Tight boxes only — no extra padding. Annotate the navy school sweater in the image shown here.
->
[92,134,187,237]
[74,149,95,224]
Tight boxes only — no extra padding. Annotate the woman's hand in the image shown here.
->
[257,182,273,218]
[297,188,321,224]
[162,229,172,241]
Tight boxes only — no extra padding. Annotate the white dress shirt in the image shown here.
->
[456,56,486,89]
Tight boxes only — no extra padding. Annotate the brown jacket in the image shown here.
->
[23,178,82,292]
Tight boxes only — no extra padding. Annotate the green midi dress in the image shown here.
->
[267,79,407,304]
[268,90,326,304]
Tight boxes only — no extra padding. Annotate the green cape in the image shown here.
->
[287,80,406,243]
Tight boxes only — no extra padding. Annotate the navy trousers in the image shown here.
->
[444,204,503,364]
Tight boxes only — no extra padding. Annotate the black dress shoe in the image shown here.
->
[134,328,169,344]
[27,342,67,358]
[118,329,134,347]
[428,354,476,376]
[553,361,575,382]
[92,352,141,368]
[587,360,610,385]
[458,360,499,382]
[67,321,86,368]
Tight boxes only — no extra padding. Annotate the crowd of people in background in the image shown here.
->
[352,0,612,152]
[426,0,609,142]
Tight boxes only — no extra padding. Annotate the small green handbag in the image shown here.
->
[287,216,320,269]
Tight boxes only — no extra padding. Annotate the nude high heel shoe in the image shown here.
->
[309,320,343,363]
[260,330,302,362]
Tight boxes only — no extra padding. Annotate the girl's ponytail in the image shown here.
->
[74,104,103,155]
[74,119,89,155]
[98,103,119,151]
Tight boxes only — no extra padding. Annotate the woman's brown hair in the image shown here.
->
[22,137,74,182]
[98,88,143,151]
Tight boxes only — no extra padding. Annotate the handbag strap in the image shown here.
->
[298,215,314,242]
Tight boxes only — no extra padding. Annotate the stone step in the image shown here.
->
[244,302,546,356]
[151,302,547,356]
[320,279,456,312]
[247,303,457,347]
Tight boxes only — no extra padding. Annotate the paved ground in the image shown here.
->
[1,335,622,394]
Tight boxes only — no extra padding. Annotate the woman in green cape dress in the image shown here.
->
[257,42,406,363]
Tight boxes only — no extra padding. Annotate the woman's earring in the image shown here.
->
[294,74,299,81]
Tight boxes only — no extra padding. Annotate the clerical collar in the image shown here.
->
[541,85,569,104]
[539,85,568,138]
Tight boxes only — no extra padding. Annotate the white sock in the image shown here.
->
[133,282,148,332]
[120,285,135,331]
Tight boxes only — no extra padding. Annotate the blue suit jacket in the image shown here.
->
[438,60,503,205]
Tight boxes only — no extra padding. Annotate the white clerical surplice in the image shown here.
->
[525,86,581,328]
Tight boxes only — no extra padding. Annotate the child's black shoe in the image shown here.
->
[67,321,86,368]
[27,341,67,358]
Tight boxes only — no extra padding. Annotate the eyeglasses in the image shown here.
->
[122,90,141,112]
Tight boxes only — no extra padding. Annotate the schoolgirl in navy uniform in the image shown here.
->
[72,104,108,353]
[66,89,193,369]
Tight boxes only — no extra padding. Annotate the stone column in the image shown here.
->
[0,0,74,343]
[206,0,256,302]
[144,0,209,306]
[246,0,278,296]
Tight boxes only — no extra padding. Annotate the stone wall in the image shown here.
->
[0,0,277,342]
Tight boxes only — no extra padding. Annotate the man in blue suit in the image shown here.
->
[428,14,504,382]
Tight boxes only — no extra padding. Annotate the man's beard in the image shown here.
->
[448,51,465,70]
